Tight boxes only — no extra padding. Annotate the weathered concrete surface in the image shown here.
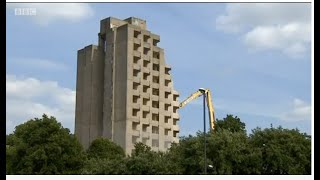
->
[75,17,180,155]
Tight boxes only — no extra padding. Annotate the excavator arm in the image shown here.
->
[205,90,215,131]
[178,88,216,131]
[179,90,203,108]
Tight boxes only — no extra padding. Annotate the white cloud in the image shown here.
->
[280,98,311,122]
[216,3,311,58]
[212,97,311,123]
[9,58,68,71]
[6,74,76,134]
[6,3,94,26]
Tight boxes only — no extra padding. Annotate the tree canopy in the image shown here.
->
[6,114,86,174]
[6,114,311,175]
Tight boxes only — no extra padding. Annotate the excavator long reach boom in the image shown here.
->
[179,88,216,130]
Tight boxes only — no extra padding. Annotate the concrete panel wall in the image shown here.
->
[112,25,129,151]
[75,45,104,149]
[102,30,115,139]
[76,17,180,154]
[75,49,86,146]
[91,47,105,138]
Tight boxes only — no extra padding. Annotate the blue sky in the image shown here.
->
[6,3,312,136]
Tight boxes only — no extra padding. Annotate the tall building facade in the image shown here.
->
[75,17,180,154]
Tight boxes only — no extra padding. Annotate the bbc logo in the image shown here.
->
[14,8,37,16]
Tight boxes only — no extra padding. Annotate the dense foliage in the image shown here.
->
[6,114,311,175]
[6,114,86,174]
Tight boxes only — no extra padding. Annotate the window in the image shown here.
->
[153,51,160,59]
[143,73,149,80]
[143,85,149,93]
[152,101,159,108]
[165,129,170,136]
[173,106,179,113]
[152,139,159,147]
[165,92,170,99]
[134,30,140,38]
[152,126,159,134]
[133,69,139,77]
[152,88,159,96]
[143,48,149,55]
[173,131,179,138]
[143,111,149,119]
[144,35,149,42]
[153,76,159,84]
[152,113,159,121]
[165,104,170,111]
[165,116,170,123]
[134,43,140,51]
[132,122,139,130]
[173,94,178,101]
[165,79,171,87]
[142,124,148,132]
[153,39,159,46]
[133,95,139,103]
[133,56,139,64]
[132,109,139,117]
[165,67,171,75]
[173,118,179,125]
[143,98,149,105]
[153,64,159,71]
[143,60,149,68]
[133,82,139,90]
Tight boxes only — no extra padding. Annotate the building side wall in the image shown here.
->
[112,25,129,152]
[102,30,115,139]
[76,17,180,154]
[75,45,104,149]
[91,47,105,139]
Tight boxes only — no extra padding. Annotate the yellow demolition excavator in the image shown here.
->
[179,88,216,131]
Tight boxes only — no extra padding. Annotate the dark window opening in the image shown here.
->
[133,82,139,90]
[152,101,159,108]
[152,88,159,96]
[133,95,139,103]
[153,64,159,71]
[134,30,140,38]
[152,113,159,121]
[153,76,159,84]
[153,51,160,59]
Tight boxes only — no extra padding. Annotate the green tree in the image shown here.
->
[125,143,181,174]
[215,114,246,134]
[81,158,127,175]
[207,130,262,174]
[249,126,311,174]
[81,138,127,175]
[6,114,86,174]
[167,134,204,174]
[86,137,125,160]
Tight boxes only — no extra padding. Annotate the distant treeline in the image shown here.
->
[6,114,311,175]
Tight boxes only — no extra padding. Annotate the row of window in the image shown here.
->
[133,122,178,135]
[132,125,179,135]
[132,137,178,148]
[132,139,171,149]
[132,137,161,148]
[133,41,160,57]
[132,102,178,113]
[133,73,161,84]
[132,112,179,124]
[133,30,159,46]
[132,82,176,98]
[133,85,176,99]
[133,56,170,75]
